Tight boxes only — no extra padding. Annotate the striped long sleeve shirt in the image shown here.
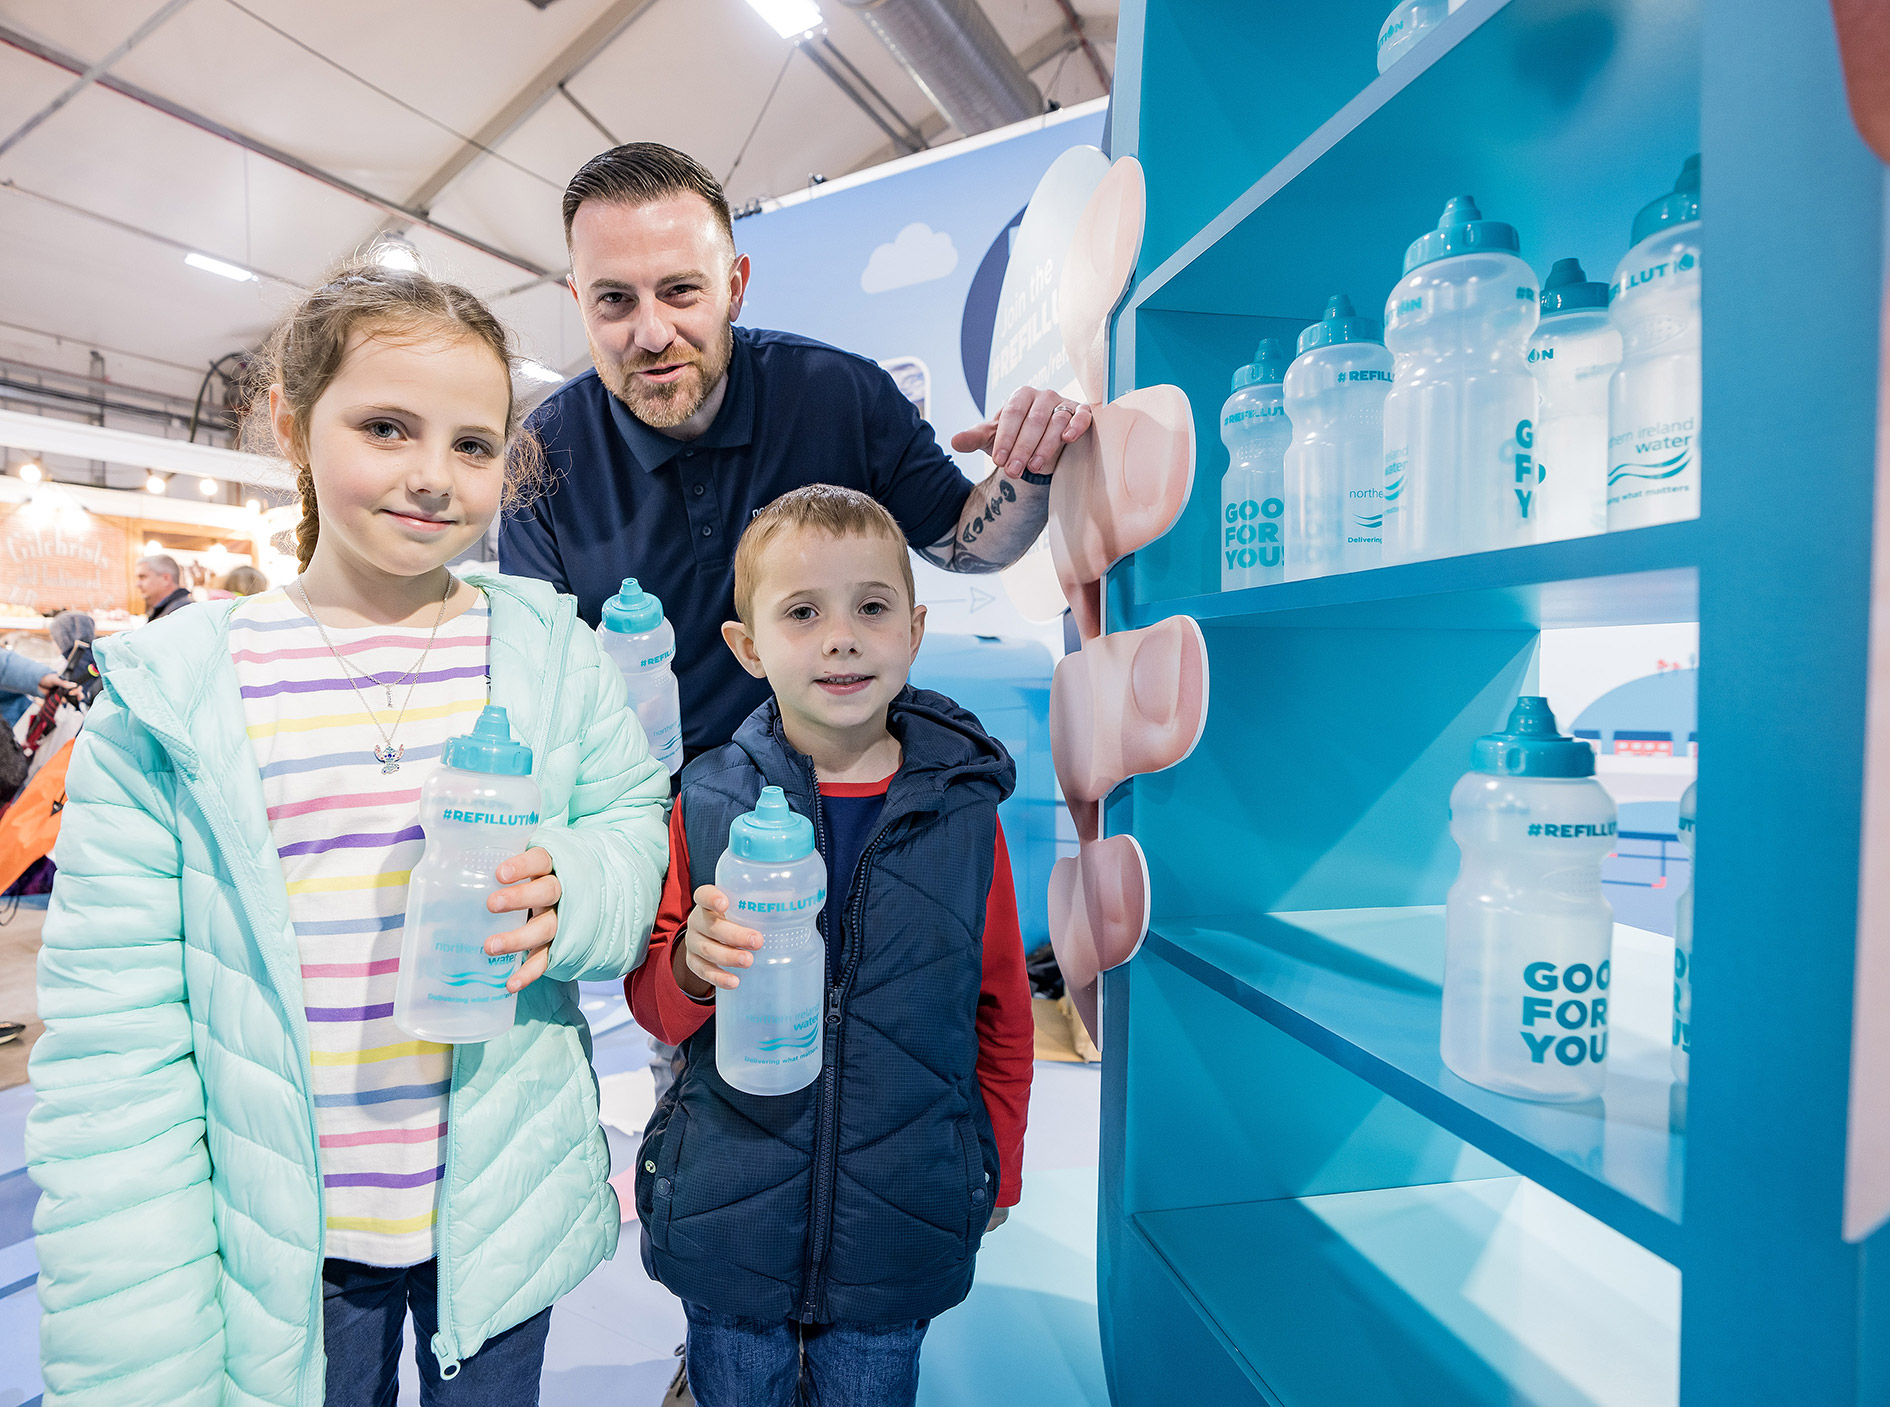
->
[230,587,491,1266]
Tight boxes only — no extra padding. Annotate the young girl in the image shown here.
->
[27,258,670,1406]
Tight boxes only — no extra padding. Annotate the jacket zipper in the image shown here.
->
[431,597,574,1377]
[793,735,905,1322]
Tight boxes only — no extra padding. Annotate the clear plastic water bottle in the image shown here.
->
[1529,258,1621,541]
[393,706,542,1044]
[716,786,829,1096]
[1284,295,1392,579]
[1608,156,1701,529]
[1218,339,1292,592]
[1672,777,1696,1085]
[1383,196,1541,564]
[1375,0,1466,72]
[597,577,681,775]
[1441,697,1618,1103]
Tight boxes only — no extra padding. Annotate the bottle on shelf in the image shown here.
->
[1218,338,1292,592]
[1383,196,1541,565]
[1673,777,1696,1086]
[1375,0,1467,72]
[1441,696,1617,1103]
[597,577,682,775]
[393,706,542,1044]
[716,786,829,1096]
[1283,295,1391,579]
[1529,259,1621,542]
[1608,154,1702,530]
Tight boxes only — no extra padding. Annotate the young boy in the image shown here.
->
[628,484,1035,1406]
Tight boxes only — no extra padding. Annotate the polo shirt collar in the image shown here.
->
[606,328,758,473]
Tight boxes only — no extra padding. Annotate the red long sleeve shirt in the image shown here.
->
[627,787,1035,1207]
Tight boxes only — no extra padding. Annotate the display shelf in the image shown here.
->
[1132,1178,1679,1406]
[1123,519,1698,633]
[1119,0,1700,605]
[1129,0,1699,320]
[1106,0,1889,1397]
[1144,909,1682,1263]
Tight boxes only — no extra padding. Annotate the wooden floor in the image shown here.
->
[0,903,43,1090]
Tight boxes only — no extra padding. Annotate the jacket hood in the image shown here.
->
[729,685,1015,808]
[94,568,567,761]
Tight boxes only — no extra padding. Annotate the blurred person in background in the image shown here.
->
[135,554,191,622]
[0,633,81,728]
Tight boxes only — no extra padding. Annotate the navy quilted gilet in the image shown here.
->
[636,687,1015,1323]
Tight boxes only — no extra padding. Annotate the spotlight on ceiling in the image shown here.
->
[184,251,257,283]
[245,498,262,514]
[146,472,168,494]
[743,0,823,39]
[17,461,42,484]
[199,477,218,496]
[373,235,422,273]
[144,540,163,555]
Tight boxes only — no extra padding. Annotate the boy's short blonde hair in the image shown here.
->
[733,484,916,626]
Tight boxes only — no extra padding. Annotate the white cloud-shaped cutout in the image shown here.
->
[860,223,959,294]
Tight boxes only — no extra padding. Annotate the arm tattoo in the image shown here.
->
[921,468,1051,574]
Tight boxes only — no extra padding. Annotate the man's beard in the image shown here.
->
[604,321,735,430]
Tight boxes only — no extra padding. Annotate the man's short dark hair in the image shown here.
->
[562,143,734,248]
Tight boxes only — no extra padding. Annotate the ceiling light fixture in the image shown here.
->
[373,235,422,273]
[245,498,262,514]
[145,540,163,555]
[184,251,258,283]
[146,472,168,494]
[199,476,218,496]
[743,0,823,39]
[518,360,565,384]
[17,461,42,484]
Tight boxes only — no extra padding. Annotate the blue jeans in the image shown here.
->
[683,1301,928,1407]
[322,1257,552,1406]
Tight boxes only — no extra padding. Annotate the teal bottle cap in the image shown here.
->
[1470,696,1595,778]
[1539,257,1610,317]
[601,577,664,634]
[1296,294,1383,353]
[1630,154,1701,247]
[443,705,533,777]
[1403,195,1521,274]
[729,785,816,862]
[1230,338,1291,391]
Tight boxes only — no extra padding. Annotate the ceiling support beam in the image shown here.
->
[798,37,925,156]
[1050,0,1112,93]
[1,176,300,285]
[0,20,554,278]
[399,0,660,215]
[0,0,196,161]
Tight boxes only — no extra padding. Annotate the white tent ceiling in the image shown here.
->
[0,0,1116,461]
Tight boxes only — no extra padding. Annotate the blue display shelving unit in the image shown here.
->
[1097,2,1890,1403]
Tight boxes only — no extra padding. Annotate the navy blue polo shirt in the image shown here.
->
[500,326,974,758]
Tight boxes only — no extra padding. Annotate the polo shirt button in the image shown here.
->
[701,525,713,537]
[693,484,705,497]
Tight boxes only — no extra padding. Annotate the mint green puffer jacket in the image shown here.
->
[26,570,669,1407]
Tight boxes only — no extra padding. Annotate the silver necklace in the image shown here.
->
[294,575,452,773]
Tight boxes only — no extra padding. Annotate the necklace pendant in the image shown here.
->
[374,742,404,774]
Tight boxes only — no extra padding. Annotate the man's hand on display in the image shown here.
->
[487,846,562,994]
[678,884,762,998]
[985,1206,1010,1233]
[951,385,1093,480]
[37,673,78,700]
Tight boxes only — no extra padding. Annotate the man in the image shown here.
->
[135,555,191,623]
[500,142,1093,764]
